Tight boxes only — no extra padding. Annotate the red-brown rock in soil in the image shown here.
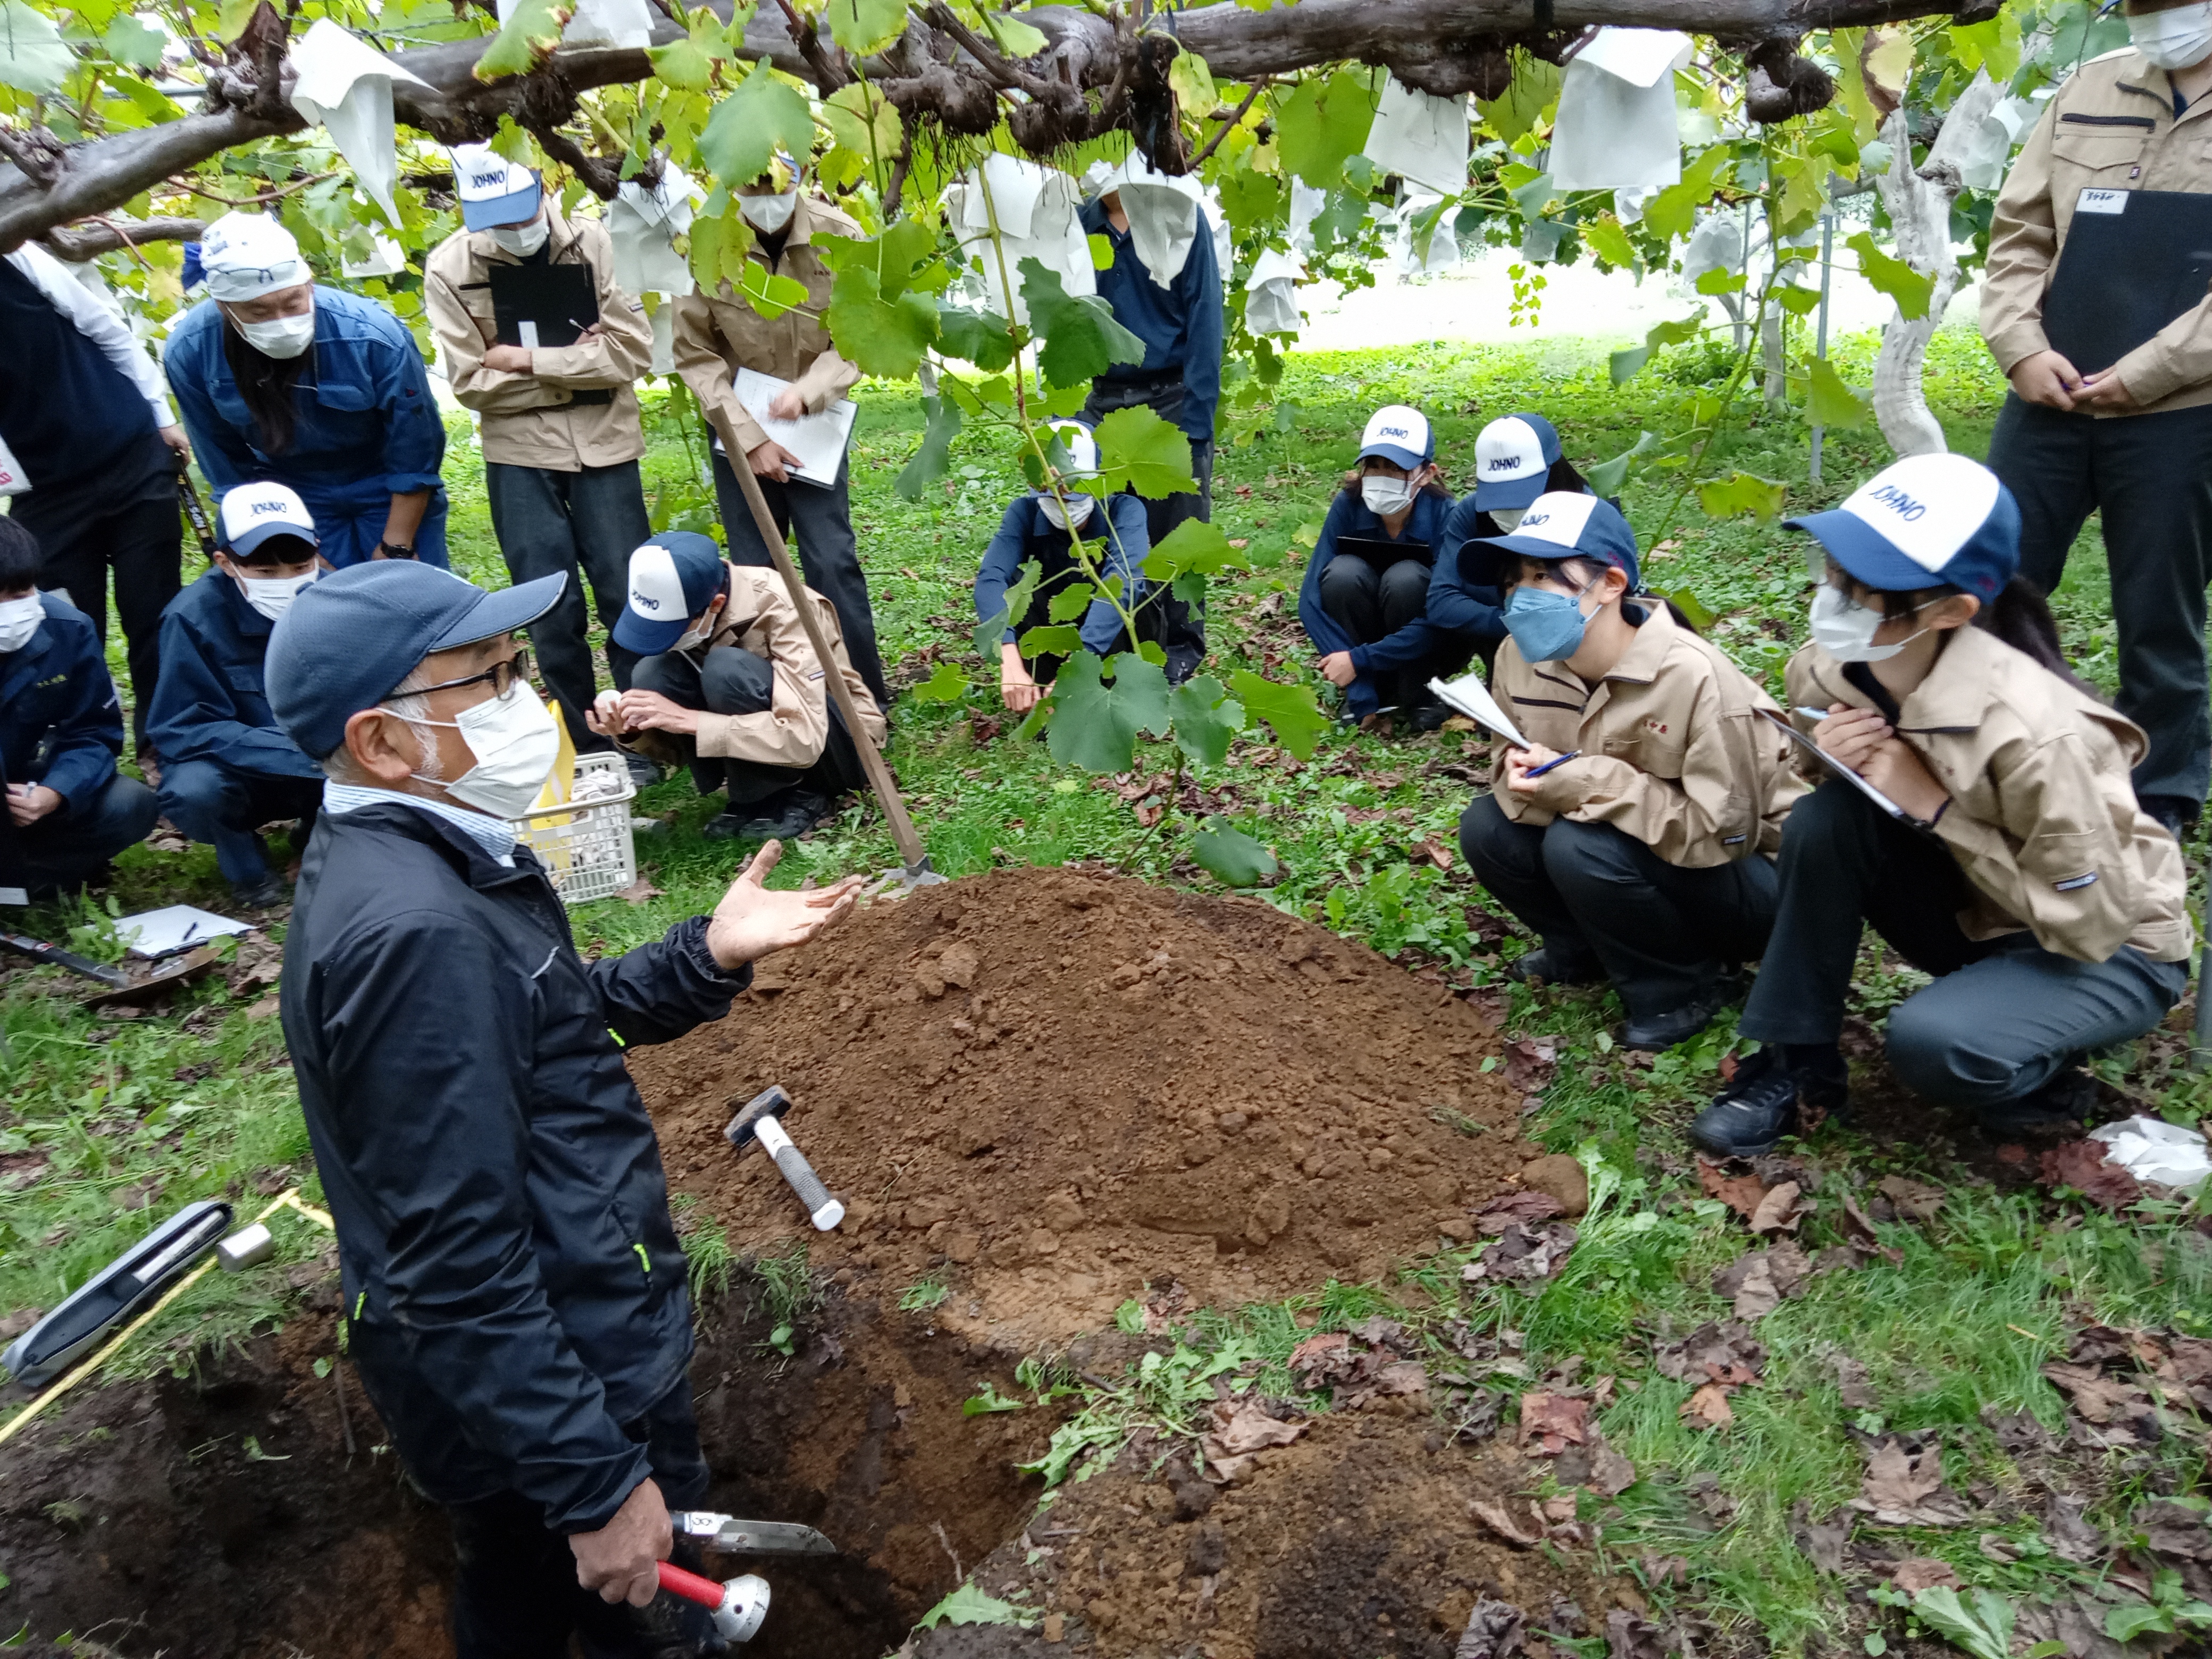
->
[631,867,1524,1345]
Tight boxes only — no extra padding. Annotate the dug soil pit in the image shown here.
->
[631,866,1522,1345]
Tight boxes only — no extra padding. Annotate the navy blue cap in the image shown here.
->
[267,563,567,759]
[1472,413,1563,511]
[1784,453,2019,602]
[612,532,727,654]
[1462,491,1640,589]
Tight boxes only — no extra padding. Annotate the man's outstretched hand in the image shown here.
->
[571,1477,669,1606]
[706,841,864,969]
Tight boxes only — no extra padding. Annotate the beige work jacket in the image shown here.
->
[424,211,651,471]
[1785,630,2191,963]
[623,567,885,773]
[671,195,861,458]
[1982,47,2212,414]
[1489,601,1807,867]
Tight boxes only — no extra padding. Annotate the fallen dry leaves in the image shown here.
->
[2039,1138,2143,1210]
[1681,1384,1735,1429]
[1470,1498,1545,1548]
[1199,1400,1304,1482]
[1874,1174,1945,1224]
[1502,1037,1559,1095]
[1748,1180,1806,1235]
[1697,1158,1767,1221]
[1890,1557,1963,1594]
[1851,1437,1971,1527]
[613,876,663,905]
[1517,1390,1591,1453]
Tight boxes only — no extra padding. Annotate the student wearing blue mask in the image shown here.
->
[1429,414,1596,662]
[1691,454,2191,1156]
[1456,493,1806,1051]
[1297,405,1469,730]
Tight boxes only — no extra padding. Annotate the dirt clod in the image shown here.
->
[1517,1153,1589,1217]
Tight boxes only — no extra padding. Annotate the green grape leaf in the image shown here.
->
[1093,404,1195,499]
[1775,284,1823,315]
[974,559,1042,656]
[738,258,810,319]
[1167,47,1215,112]
[936,304,1016,372]
[910,661,968,702]
[1584,430,1656,498]
[824,0,908,55]
[1847,231,1935,321]
[474,0,571,81]
[1087,231,1115,270]
[1047,581,1097,623]
[982,11,1046,57]
[1695,266,1745,295]
[1774,154,1828,235]
[1804,356,1872,429]
[1018,624,1084,657]
[1640,143,1732,245]
[1477,57,1560,145]
[1699,471,1788,523]
[687,203,755,295]
[1019,258,1147,387]
[1215,166,1284,234]
[1192,817,1277,885]
[1045,650,1170,773]
[1227,670,1327,759]
[1609,312,1703,386]
[102,13,165,67]
[1143,517,1237,581]
[896,394,962,500]
[698,62,816,188]
[822,81,901,162]
[1169,675,1244,766]
[0,0,73,88]
[1276,70,1376,188]
[825,265,939,378]
[1582,212,1637,270]
[647,11,727,90]
[489,112,537,164]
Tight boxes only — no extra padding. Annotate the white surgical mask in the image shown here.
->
[490,215,550,257]
[1039,493,1095,533]
[2131,1,2212,69]
[675,609,718,652]
[1808,583,1929,664]
[1361,475,1417,516]
[231,302,315,359]
[238,570,316,623]
[740,192,799,233]
[0,594,41,653]
[1491,506,1528,532]
[409,682,562,819]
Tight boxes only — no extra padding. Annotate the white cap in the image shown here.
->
[451,143,543,230]
[217,481,319,557]
[1042,423,1100,483]
[199,213,307,302]
[1473,414,1562,509]
[1356,405,1432,470]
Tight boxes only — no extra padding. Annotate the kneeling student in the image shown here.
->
[148,482,326,907]
[976,423,1149,714]
[1692,454,2191,1155]
[591,532,885,841]
[1456,493,1805,1051]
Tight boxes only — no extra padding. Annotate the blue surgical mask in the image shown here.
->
[1502,574,1600,663]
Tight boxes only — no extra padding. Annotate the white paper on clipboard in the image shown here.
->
[729,367,857,488]
[1756,708,1915,823]
[1429,672,1530,750]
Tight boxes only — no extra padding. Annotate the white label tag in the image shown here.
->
[517,320,540,348]
[2077,188,2130,215]
[0,887,27,906]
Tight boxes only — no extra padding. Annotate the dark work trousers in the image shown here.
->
[447,1381,715,1659]
[710,449,889,711]
[1084,379,1211,679]
[1739,780,2186,1107]
[486,461,650,756]
[7,775,157,896]
[1459,794,1779,1019]
[11,460,181,757]
[1317,552,1466,710]
[632,643,863,807]
[1987,392,2212,817]
[156,761,322,889]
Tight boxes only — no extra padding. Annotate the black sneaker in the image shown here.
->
[1979,1063,2096,1139]
[231,876,286,910]
[621,753,661,792]
[1620,987,1728,1052]
[1506,945,1604,987]
[705,790,831,843]
[1411,703,1452,734]
[1688,1047,1848,1158]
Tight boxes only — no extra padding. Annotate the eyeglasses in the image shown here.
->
[379,648,532,706]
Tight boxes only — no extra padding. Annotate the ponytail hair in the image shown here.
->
[1978,576,2097,694]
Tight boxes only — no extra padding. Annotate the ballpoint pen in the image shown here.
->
[1524,750,1580,778]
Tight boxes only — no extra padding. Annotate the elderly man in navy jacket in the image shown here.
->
[148,482,326,908]
[0,516,157,896]
[266,560,859,1658]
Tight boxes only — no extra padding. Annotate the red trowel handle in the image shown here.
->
[658,1560,724,1607]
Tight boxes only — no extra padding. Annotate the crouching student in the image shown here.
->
[1692,454,2191,1155]
[1455,493,1806,1052]
[1430,413,1598,668]
[1298,405,1468,731]
[591,532,885,842]
[147,482,326,907]
[0,516,157,895]
[977,423,1149,713]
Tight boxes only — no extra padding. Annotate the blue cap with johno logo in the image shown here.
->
[613,532,728,655]
[1473,414,1562,512]
[1784,453,2019,601]
[1356,404,1434,471]
[1462,491,1641,590]
[451,143,543,231]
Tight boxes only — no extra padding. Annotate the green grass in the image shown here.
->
[9,321,2206,1655]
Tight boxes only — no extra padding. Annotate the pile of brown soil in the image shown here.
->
[632,867,1523,1344]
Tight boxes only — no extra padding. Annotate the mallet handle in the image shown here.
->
[658,1561,724,1608]
[755,1114,845,1230]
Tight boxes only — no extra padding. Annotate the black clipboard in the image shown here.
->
[1337,535,1432,571]
[2043,189,2212,375]
[489,262,599,350]
[1756,708,1921,827]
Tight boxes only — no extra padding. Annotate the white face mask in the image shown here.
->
[2131,1,2212,69]
[675,606,721,652]
[238,569,316,623]
[231,301,315,360]
[489,215,550,257]
[740,192,799,233]
[1039,493,1096,533]
[0,594,41,653]
[1491,506,1528,532]
[1808,583,1930,664]
[408,681,561,819]
[1361,475,1417,517]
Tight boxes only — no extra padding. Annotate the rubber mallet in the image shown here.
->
[657,1561,770,1642]
[725,1085,845,1231]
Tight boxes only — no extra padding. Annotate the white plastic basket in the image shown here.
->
[509,751,638,906]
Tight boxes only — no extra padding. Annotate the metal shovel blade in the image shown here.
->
[675,1513,837,1556]
[865,859,950,901]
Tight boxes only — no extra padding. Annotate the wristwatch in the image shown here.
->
[378,540,417,560]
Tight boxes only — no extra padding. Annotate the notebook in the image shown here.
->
[2043,188,2212,375]
[1756,708,1917,825]
[489,262,599,350]
[1428,671,1530,749]
[731,367,858,489]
